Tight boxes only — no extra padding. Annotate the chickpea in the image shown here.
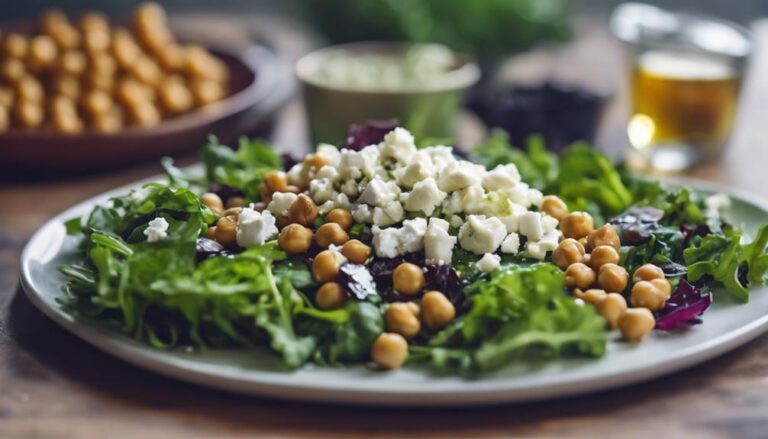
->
[159,77,194,114]
[619,308,656,342]
[392,263,425,296]
[0,86,13,108]
[52,75,80,100]
[315,282,347,310]
[597,263,628,293]
[0,58,25,83]
[58,51,87,76]
[574,288,607,305]
[82,90,113,118]
[27,35,58,71]
[315,223,349,248]
[651,278,672,298]
[52,111,83,134]
[633,264,665,282]
[385,302,421,339]
[596,293,627,329]
[200,192,224,211]
[589,245,620,272]
[312,250,344,283]
[287,194,318,226]
[552,238,585,270]
[285,185,301,194]
[264,170,288,194]
[421,291,456,330]
[41,9,68,35]
[371,333,408,370]
[560,212,594,240]
[90,53,117,76]
[278,224,313,255]
[214,215,238,248]
[51,95,77,114]
[79,12,110,34]
[116,78,154,106]
[587,225,621,251]
[406,301,421,317]
[0,106,9,132]
[582,253,591,266]
[2,33,28,58]
[15,100,44,128]
[564,263,596,290]
[185,46,228,82]
[540,195,568,221]
[226,196,246,209]
[91,108,123,134]
[127,100,161,127]
[342,239,371,264]
[17,75,44,102]
[84,29,111,54]
[49,23,80,51]
[190,78,226,106]
[222,207,243,218]
[325,208,353,231]
[630,280,667,312]
[131,57,163,87]
[205,226,216,240]
[157,45,186,71]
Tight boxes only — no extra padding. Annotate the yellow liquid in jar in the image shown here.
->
[628,50,740,170]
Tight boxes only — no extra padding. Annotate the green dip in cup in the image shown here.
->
[296,42,480,145]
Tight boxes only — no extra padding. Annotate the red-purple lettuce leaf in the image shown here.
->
[655,280,713,330]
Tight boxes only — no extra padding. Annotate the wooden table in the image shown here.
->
[2,17,768,439]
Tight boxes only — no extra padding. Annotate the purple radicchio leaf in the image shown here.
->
[424,264,462,302]
[659,261,687,277]
[609,206,664,245]
[680,224,712,241]
[344,119,399,151]
[655,280,713,330]
[281,153,300,172]
[337,263,378,300]
[209,182,244,202]
[195,238,224,262]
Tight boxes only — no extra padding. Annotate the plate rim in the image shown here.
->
[17,176,768,406]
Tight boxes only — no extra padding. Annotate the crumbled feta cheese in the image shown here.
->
[459,184,487,214]
[316,143,341,167]
[131,187,152,203]
[501,233,520,254]
[425,218,457,264]
[705,193,731,213]
[381,127,417,164]
[404,177,446,216]
[309,178,335,204]
[398,217,428,253]
[449,215,464,228]
[286,163,305,187]
[437,161,485,192]
[144,217,169,242]
[318,200,336,215]
[527,188,544,207]
[396,159,435,188]
[339,146,379,180]
[482,164,521,192]
[340,179,359,197]
[373,202,404,227]
[266,192,297,218]
[541,215,559,234]
[525,241,547,260]
[441,192,463,215]
[358,177,400,206]
[476,253,501,272]
[519,211,543,241]
[458,215,507,254]
[372,226,401,258]
[506,183,531,207]
[422,145,456,168]
[498,214,519,233]
[538,231,561,252]
[236,208,278,248]
[315,165,340,183]
[352,204,372,223]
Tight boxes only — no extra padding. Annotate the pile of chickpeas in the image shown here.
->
[199,155,460,370]
[544,195,672,342]
[0,3,229,134]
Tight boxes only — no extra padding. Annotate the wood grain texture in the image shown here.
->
[1,16,768,439]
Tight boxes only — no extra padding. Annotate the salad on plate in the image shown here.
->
[60,121,768,374]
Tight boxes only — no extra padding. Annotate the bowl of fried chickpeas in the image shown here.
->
[0,3,292,174]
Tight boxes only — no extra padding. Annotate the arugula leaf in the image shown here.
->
[201,136,282,199]
[473,131,556,190]
[684,225,768,301]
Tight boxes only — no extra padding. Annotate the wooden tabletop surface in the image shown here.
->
[2,16,768,439]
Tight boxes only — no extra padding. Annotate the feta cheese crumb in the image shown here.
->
[705,193,731,214]
[500,233,520,254]
[519,211,543,241]
[352,204,372,223]
[341,179,359,197]
[266,192,298,218]
[527,188,544,207]
[458,215,507,254]
[358,177,400,206]
[236,208,278,248]
[396,158,435,188]
[309,178,335,204]
[372,226,401,258]
[398,217,428,253]
[476,253,501,272]
[372,202,404,227]
[525,241,547,260]
[381,127,417,163]
[425,218,457,264]
[482,164,521,192]
[144,217,169,242]
[404,177,446,216]
[315,165,340,183]
[437,161,484,192]
[541,215,559,234]
[449,215,464,228]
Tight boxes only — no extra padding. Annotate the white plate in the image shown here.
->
[18,177,768,406]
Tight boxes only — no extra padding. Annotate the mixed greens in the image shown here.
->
[60,126,768,374]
